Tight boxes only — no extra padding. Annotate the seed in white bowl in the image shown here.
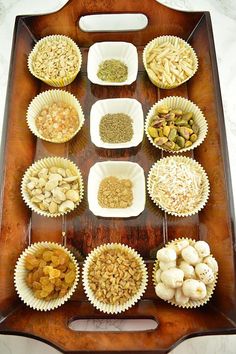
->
[203,255,218,273]
[175,287,189,305]
[179,261,195,279]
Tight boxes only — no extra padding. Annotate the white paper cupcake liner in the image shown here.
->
[152,237,218,308]
[14,242,79,311]
[21,157,84,217]
[143,35,198,89]
[145,96,208,153]
[28,34,82,87]
[26,89,85,143]
[82,243,148,314]
[147,156,210,217]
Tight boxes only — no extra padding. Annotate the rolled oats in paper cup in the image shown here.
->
[147,156,210,217]
[145,96,208,153]
[21,157,84,218]
[143,35,198,89]
[152,238,218,308]
[28,34,82,87]
[26,89,85,143]
[14,242,79,311]
[82,243,148,314]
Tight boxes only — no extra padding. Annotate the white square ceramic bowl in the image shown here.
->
[90,98,144,149]
[87,41,138,85]
[88,161,146,217]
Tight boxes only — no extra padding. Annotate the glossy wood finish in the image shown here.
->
[0,0,235,353]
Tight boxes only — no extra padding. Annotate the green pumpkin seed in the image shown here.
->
[163,126,171,137]
[190,133,198,143]
[154,136,168,146]
[176,136,185,148]
[168,128,177,141]
[148,127,158,138]
[182,112,193,121]
[185,141,193,148]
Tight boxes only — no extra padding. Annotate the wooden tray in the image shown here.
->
[0,0,235,352]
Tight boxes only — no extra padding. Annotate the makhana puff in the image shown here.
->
[153,239,218,308]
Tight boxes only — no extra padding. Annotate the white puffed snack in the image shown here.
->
[181,246,200,265]
[159,260,176,271]
[195,263,215,284]
[156,248,177,262]
[175,287,189,305]
[194,241,210,258]
[182,279,207,300]
[155,282,175,301]
[168,239,189,255]
[155,269,162,283]
[161,268,184,288]
[204,255,218,273]
[179,261,195,279]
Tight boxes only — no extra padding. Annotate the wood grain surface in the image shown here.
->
[0,0,235,353]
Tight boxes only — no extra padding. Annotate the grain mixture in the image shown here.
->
[98,176,133,208]
[35,101,79,142]
[97,59,128,82]
[88,247,143,305]
[99,113,133,143]
[25,247,76,301]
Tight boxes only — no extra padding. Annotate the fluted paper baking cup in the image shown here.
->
[143,35,198,89]
[26,89,85,143]
[147,156,210,217]
[28,35,82,87]
[14,242,79,311]
[82,243,148,314]
[152,238,218,308]
[145,96,208,153]
[21,157,84,217]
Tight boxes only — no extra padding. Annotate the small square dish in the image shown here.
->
[88,161,146,217]
[87,41,138,86]
[90,98,144,149]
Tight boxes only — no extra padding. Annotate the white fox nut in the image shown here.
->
[156,248,177,262]
[204,255,218,273]
[168,239,189,255]
[155,282,175,301]
[175,287,189,305]
[181,246,200,265]
[161,268,184,288]
[159,260,176,271]
[195,263,215,284]
[179,261,195,279]
[182,279,207,300]
[155,269,162,283]
[194,241,210,258]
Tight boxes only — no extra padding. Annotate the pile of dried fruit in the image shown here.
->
[26,165,81,214]
[35,101,79,142]
[25,247,76,301]
[147,105,199,151]
[88,247,143,305]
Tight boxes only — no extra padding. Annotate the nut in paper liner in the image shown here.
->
[28,34,82,87]
[147,156,210,217]
[82,243,148,314]
[14,242,80,311]
[152,237,218,308]
[143,35,198,89]
[21,156,84,218]
[145,96,208,153]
